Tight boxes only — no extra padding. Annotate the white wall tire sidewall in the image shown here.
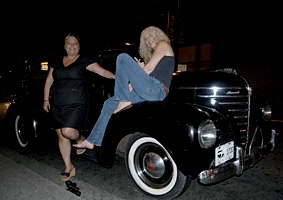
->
[127,137,178,196]
[15,115,28,148]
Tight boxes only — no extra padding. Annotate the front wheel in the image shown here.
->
[125,133,190,199]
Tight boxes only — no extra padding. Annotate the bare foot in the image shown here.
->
[73,140,94,150]
[76,136,86,155]
[113,101,132,114]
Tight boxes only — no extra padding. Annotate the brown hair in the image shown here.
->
[64,33,81,44]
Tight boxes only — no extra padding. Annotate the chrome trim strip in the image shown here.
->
[271,129,276,151]
[234,116,248,119]
[228,109,248,112]
[176,87,247,90]
[237,122,248,126]
[218,102,248,105]
[33,119,38,138]
[197,95,248,98]
[246,86,252,154]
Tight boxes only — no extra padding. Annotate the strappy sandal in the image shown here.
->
[61,167,76,181]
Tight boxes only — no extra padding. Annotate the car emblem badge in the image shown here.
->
[147,162,155,172]
[227,91,240,95]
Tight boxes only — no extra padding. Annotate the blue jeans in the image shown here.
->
[87,53,167,146]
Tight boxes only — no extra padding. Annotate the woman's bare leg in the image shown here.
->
[60,127,85,153]
[56,129,75,180]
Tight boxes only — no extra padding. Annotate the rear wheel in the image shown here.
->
[14,114,29,148]
[125,133,190,199]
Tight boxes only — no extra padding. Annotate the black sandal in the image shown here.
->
[61,167,76,181]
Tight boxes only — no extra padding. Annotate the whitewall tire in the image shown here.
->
[125,133,190,199]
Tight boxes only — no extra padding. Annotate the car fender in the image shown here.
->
[99,101,227,177]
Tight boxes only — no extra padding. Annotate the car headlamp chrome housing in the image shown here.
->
[198,119,217,149]
[262,105,272,121]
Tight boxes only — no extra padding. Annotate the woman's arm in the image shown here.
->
[86,63,115,79]
[143,41,174,74]
[43,67,54,112]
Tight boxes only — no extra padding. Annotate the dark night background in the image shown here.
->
[2,1,281,65]
[1,1,282,108]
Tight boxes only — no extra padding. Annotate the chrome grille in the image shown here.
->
[218,123,235,145]
[197,87,251,146]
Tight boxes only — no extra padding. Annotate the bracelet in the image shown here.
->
[44,100,49,101]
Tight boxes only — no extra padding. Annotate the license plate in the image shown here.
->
[215,141,234,166]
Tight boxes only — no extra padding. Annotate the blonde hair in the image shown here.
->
[139,26,170,64]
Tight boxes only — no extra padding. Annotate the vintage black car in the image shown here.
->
[6,56,277,199]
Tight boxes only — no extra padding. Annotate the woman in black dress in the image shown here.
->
[43,33,115,181]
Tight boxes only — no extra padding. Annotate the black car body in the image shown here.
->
[6,57,277,199]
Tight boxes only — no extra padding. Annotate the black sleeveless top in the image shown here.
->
[149,56,175,89]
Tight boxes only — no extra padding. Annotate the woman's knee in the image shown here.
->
[117,53,131,65]
[117,53,130,60]
[61,128,78,139]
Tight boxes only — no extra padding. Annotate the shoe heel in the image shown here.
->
[70,168,76,177]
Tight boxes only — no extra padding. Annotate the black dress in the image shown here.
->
[50,55,95,131]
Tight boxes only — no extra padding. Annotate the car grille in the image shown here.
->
[197,87,251,147]
[217,122,235,145]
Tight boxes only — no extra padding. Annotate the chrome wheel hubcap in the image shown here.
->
[143,152,165,179]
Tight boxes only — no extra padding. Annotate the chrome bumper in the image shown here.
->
[198,129,277,185]
[198,147,244,185]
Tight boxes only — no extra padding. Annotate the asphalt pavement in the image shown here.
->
[0,101,283,200]
[0,146,123,200]
[0,102,125,200]
[0,153,81,200]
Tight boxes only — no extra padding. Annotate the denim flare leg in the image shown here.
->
[86,53,167,146]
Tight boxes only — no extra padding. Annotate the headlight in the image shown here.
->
[198,119,217,149]
[262,105,272,121]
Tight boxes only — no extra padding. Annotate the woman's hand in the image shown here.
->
[43,100,50,112]
[134,57,153,74]
[134,57,145,69]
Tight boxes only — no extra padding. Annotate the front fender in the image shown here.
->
[100,101,228,177]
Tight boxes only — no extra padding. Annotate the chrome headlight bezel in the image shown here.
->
[198,119,217,149]
[261,105,272,121]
